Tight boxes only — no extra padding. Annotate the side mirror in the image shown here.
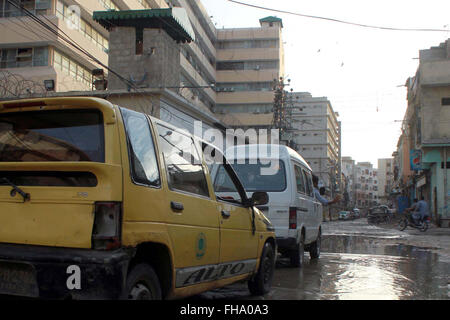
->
[251,192,269,206]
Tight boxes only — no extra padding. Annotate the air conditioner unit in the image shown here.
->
[254,65,260,71]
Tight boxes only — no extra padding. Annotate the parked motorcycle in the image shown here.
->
[398,213,430,232]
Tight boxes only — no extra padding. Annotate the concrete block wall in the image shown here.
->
[108,27,181,91]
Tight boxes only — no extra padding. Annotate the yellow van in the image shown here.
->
[0,97,276,300]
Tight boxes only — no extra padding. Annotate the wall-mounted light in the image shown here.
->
[44,79,55,91]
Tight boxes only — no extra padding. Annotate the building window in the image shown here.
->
[33,47,48,66]
[0,0,51,17]
[97,0,119,10]
[216,60,279,71]
[135,28,143,55]
[441,162,450,169]
[217,39,279,50]
[216,82,273,92]
[0,47,48,68]
[57,1,109,52]
[136,0,150,8]
[442,98,450,106]
[53,49,92,87]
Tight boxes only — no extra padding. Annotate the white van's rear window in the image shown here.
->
[230,160,287,192]
[0,110,105,162]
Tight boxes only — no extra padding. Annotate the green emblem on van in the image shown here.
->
[196,233,207,260]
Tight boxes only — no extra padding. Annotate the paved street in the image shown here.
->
[190,218,450,300]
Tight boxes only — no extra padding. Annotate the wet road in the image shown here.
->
[192,220,450,300]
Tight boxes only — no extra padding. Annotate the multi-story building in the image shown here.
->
[288,92,341,195]
[393,38,450,225]
[0,0,156,93]
[377,158,395,206]
[0,0,285,130]
[213,16,284,129]
[355,162,379,209]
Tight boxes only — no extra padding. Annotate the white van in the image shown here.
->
[211,144,322,268]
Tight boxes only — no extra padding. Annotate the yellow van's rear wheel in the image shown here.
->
[123,263,162,300]
[248,242,275,295]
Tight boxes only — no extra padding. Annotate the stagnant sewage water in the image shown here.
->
[193,235,450,300]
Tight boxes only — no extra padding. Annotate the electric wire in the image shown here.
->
[6,1,154,116]
[7,0,137,90]
[228,0,449,32]
[5,1,219,128]
[0,19,39,42]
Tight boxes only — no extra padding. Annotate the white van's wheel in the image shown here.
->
[248,242,275,295]
[309,230,321,259]
[123,263,162,300]
[290,234,305,268]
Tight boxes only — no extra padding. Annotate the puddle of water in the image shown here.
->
[272,235,450,300]
[321,234,440,256]
[193,235,450,300]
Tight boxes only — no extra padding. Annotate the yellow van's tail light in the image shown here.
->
[92,202,122,250]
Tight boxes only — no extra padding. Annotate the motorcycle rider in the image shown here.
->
[417,196,430,223]
[406,198,421,226]
[406,197,429,226]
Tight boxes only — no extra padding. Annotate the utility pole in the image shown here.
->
[272,77,293,146]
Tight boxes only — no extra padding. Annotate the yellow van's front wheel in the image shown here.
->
[248,242,275,296]
[123,264,162,300]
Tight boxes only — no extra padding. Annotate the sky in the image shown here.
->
[201,0,450,168]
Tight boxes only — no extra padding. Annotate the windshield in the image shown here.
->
[225,159,286,192]
[0,110,105,162]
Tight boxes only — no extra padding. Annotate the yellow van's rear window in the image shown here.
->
[0,110,104,162]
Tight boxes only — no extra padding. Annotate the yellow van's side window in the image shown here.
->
[156,125,209,197]
[121,108,160,187]
[213,165,242,203]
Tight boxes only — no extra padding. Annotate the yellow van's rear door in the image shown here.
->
[0,104,122,249]
[0,198,94,248]
[0,163,122,248]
